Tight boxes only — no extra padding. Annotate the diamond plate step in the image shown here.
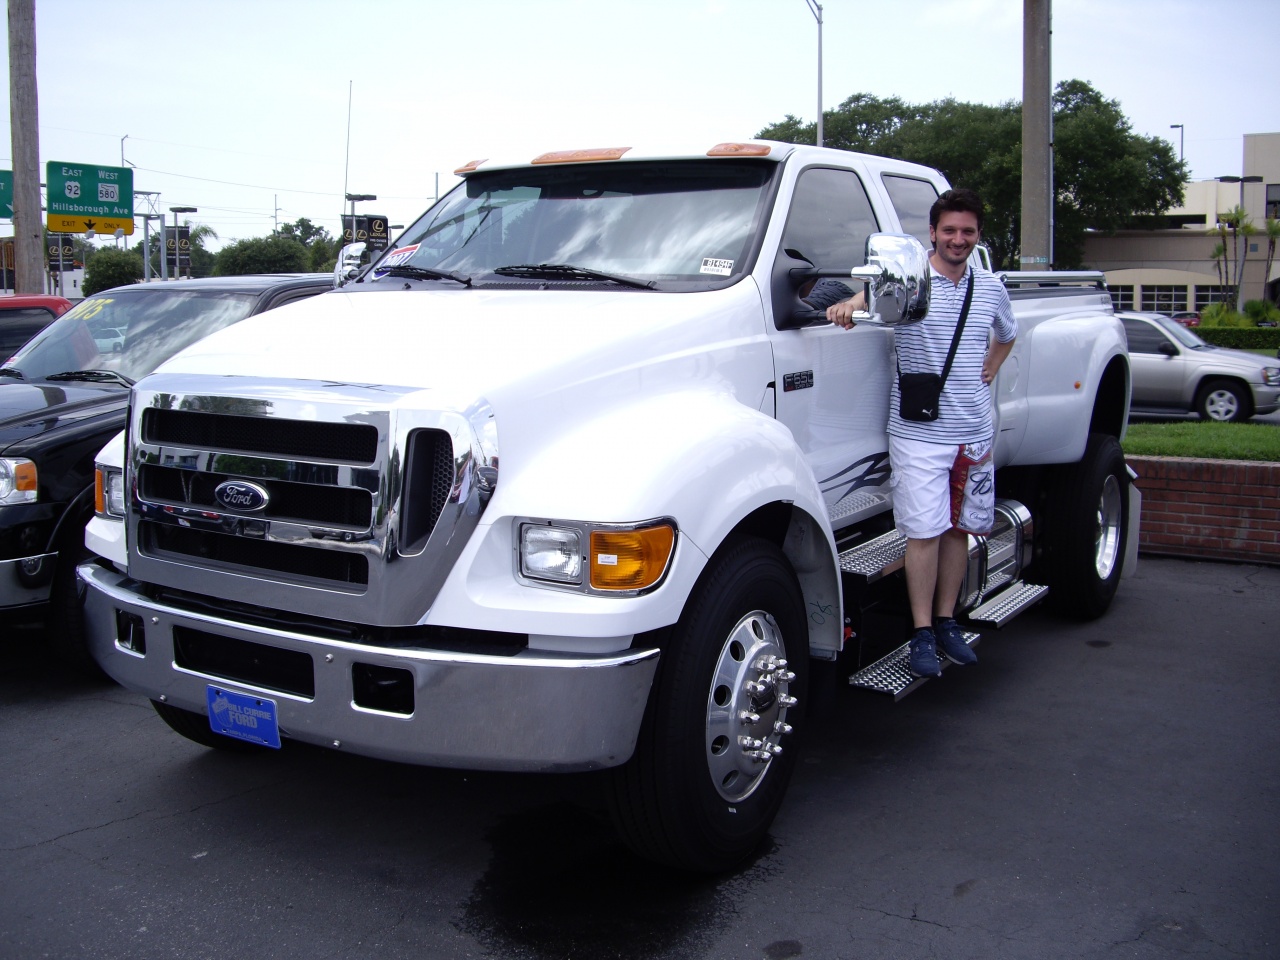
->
[848,630,980,700]
[838,529,907,582]
[965,581,1048,628]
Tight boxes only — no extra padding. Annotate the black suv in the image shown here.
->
[0,275,332,668]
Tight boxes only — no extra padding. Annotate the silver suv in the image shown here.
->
[1120,312,1280,421]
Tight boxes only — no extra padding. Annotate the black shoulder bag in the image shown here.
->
[897,267,973,422]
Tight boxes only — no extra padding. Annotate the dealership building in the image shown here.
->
[1082,132,1279,313]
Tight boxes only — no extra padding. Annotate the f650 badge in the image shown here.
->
[213,480,269,512]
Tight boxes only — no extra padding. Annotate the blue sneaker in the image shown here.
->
[907,627,942,678]
[934,617,977,665]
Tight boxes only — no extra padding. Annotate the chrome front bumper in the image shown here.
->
[0,552,57,608]
[79,563,660,772]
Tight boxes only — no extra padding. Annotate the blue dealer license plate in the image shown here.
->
[207,686,281,749]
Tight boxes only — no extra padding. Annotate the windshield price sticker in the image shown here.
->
[700,257,733,276]
[207,686,281,748]
[372,244,420,278]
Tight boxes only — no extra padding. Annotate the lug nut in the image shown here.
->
[778,694,798,707]
[774,721,793,735]
[739,710,761,725]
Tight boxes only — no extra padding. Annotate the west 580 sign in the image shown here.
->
[46,161,134,235]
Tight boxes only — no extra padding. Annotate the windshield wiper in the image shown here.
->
[378,264,472,286]
[45,370,136,387]
[0,366,23,380]
[492,263,656,290]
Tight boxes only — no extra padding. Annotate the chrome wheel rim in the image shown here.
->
[1205,389,1239,421]
[1095,474,1123,579]
[705,610,796,803]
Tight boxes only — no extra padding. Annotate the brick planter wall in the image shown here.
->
[1127,455,1280,565]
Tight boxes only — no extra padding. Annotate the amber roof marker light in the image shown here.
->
[706,142,772,157]
[531,147,631,165]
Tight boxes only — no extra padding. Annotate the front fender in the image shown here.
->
[425,389,840,655]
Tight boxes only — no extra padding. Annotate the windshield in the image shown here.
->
[1151,313,1209,348]
[1,288,258,383]
[364,159,777,290]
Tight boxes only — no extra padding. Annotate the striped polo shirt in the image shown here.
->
[888,264,1017,444]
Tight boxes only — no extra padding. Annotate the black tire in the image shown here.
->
[47,514,99,675]
[608,537,808,872]
[1042,433,1129,620]
[152,699,268,753]
[1196,378,1250,422]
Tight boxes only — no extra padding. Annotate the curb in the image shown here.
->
[1126,455,1280,566]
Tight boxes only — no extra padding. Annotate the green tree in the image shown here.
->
[756,80,1185,270]
[214,235,310,275]
[82,247,143,295]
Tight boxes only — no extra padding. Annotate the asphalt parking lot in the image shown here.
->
[2,555,1277,960]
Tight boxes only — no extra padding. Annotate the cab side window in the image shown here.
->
[882,175,939,251]
[780,167,879,271]
[1122,318,1175,354]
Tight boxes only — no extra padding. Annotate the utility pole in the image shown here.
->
[1020,0,1053,270]
[8,0,44,294]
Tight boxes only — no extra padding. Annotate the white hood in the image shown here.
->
[150,282,774,432]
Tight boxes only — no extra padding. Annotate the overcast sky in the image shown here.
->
[4,0,1277,253]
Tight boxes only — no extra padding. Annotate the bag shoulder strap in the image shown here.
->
[895,266,975,385]
[938,267,974,387]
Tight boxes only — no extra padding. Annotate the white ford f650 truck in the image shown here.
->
[80,141,1137,872]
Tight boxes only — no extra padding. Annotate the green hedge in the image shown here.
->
[1194,327,1280,351]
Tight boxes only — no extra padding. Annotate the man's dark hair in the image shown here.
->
[929,188,985,232]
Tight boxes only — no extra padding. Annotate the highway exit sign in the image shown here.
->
[45,161,134,235]
[0,170,12,218]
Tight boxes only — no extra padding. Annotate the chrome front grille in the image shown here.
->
[126,375,498,626]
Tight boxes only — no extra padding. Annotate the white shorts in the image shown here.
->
[889,435,995,539]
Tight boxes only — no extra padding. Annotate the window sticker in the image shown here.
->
[700,257,734,276]
[372,244,420,278]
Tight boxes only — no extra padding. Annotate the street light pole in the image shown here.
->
[805,0,823,148]
[344,193,377,247]
[1169,124,1183,164]
[1215,175,1263,312]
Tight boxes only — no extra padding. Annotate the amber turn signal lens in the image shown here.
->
[15,460,36,492]
[590,524,675,591]
[94,467,105,514]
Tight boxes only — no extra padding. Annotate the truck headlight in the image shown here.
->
[95,465,127,518]
[0,458,37,505]
[518,518,677,594]
[520,524,583,584]
[1262,367,1280,387]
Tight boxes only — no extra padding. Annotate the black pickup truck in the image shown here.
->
[0,274,332,668]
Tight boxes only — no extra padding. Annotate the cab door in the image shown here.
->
[767,165,896,528]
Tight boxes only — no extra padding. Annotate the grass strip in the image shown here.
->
[1122,421,1280,462]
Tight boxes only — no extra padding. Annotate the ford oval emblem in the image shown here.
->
[213,480,270,512]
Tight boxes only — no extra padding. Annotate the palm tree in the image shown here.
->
[1264,219,1280,305]
[1209,241,1227,290]
[1236,218,1257,312]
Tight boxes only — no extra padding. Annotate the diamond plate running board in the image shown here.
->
[965,581,1048,628]
[848,630,980,700]
[838,529,908,582]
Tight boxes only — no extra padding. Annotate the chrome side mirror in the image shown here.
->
[846,233,930,326]
[333,241,368,288]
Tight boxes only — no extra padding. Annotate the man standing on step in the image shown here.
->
[826,188,1017,677]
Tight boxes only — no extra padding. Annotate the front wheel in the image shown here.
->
[1042,433,1129,620]
[608,537,808,872]
[1196,379,1250,422]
